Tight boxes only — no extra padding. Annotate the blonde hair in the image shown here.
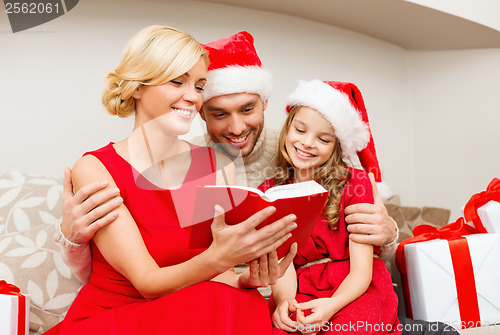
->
[102,25,209,117]
[274,106,351,230]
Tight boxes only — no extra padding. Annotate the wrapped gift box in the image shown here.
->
[477,200,500,233]
[458,201,500,233]
[0,289,30,335]
[462,178,500,233]
[404,233,500,329]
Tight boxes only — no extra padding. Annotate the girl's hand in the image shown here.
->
[295,298,339,335]
[272,298,299,332]
[238,244,297,289]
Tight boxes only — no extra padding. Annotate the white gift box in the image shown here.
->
[0,294,30,335]
[404,233,500,328]
[477,200,500,233]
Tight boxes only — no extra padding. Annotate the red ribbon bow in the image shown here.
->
[0,280,21,294]
[0,280,26,335]
[463,178,500,233]
[395,218,481,328]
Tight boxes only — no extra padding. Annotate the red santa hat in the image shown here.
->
[202,31,272,102]
[286,80,391,197]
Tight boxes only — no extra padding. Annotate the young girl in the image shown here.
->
[265,80,400,335]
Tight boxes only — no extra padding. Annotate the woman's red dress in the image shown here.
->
[47,142,272,335]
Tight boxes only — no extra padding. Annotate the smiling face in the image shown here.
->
[132,58,207,135]
[285,106,337,182]
[200,93,266,157]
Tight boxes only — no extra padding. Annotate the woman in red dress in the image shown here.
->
[46,25,297,335]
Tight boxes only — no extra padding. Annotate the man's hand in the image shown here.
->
[344,173,397,247]
[238,243,297,289]
[60,167,122,244]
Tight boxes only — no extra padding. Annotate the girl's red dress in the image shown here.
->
[46,142,272,335]
[261,168,400,335]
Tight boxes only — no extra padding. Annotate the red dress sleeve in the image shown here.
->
[344,168,381,255]
[343,168,374,207]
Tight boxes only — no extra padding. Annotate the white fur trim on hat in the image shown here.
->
[286,80,370,158]
[376,182,393,201]
[203,66,272,102]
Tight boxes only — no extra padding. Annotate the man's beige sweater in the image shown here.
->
[191,127,280,188]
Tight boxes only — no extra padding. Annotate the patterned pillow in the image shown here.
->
[0,171,82,334]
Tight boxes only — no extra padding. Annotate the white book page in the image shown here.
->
[203,185,266,197]
[264,180,327,202]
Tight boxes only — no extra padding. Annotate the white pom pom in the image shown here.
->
[376,182,393,202]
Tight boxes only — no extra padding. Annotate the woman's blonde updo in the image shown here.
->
[102,25,209,117]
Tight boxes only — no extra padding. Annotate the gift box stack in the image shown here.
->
[0,280,30,335]
[396,178,500,329]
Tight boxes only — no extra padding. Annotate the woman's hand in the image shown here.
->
[272,298,299,332]
[61,167,122,244]
[207,205,297,272]
[238,243,297,289]
[294,298,339,335]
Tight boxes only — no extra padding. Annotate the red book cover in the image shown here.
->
[187,180,329,259]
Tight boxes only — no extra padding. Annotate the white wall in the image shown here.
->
[3,0,499,219]
[0,0,413,199]
[407,49,500,220]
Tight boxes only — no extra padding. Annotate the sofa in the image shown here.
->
[0,170,493,334]
[0,170,82,334]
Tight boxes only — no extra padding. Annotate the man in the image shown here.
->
[56,31,456,335]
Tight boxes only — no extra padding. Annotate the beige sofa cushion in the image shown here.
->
[0,171,82,334]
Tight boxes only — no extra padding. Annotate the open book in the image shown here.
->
[187,180,329,259]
